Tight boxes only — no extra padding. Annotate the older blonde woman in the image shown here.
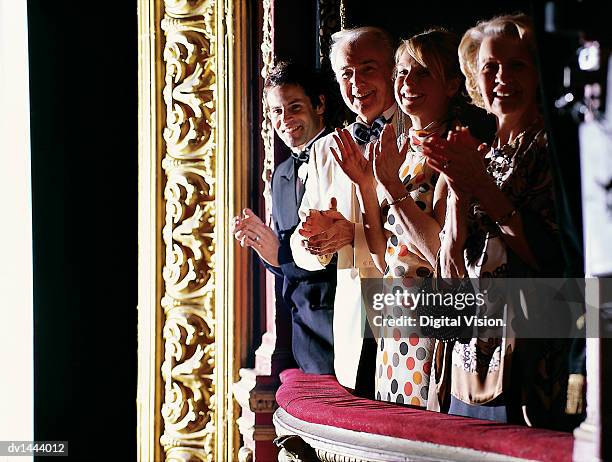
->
[423,14,570,429]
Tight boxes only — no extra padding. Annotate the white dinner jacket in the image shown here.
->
[290,106,399,389]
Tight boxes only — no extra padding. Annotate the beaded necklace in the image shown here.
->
[486,117,542,186]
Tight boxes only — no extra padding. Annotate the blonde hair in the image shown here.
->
[329,26,394,73]
[395,28,462,86]
[459,14,535,108]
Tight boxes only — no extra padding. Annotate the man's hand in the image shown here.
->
[298,198,355,255]
[231,208,280,267]
[299,197,339,238]
[330,128,374,188]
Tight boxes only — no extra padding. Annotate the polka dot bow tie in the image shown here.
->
[290,147,311,164]
[352,115,388,145]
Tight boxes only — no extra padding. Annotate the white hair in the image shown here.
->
[329,26,394,73]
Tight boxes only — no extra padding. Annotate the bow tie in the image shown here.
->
[352,116,388,145]
[291,147,311,164]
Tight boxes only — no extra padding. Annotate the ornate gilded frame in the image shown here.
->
[137,0,250,460]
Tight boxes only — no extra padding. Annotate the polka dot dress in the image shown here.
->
[376,323,434,407]
[374,138,437,408]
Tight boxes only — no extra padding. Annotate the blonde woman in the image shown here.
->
[332,29,468,406]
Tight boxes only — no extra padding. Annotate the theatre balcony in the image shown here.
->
[133,1,612,461]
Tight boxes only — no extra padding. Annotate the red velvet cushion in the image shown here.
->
[277,368,572,462]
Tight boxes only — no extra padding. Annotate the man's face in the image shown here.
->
[333,37,395,124]
[266,84,325,148]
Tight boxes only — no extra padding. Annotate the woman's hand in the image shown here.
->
[422,126,490,201]
[439,238,466,278]
[438,196,469,278]
[330,128,373,188]
[372,124,410,198]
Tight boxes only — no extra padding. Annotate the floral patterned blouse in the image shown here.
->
[429,119,568,428]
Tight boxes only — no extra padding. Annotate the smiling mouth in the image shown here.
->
[494,88,517,98]
[283,126,302,134]
[402,93,424,102]
[354,90,374,100]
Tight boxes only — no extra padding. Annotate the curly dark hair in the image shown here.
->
[264,61,326,111]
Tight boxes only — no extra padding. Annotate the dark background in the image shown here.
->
[26,0,604,459]
[28,1,137,459]
[344,0,532,38]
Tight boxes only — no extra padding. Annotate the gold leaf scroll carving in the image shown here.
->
[164,0,215,24]
[260,0,274,215]
[160,301,215,451]
[161,11,217,462]
[162,168,215,298]
[163,19,216,162]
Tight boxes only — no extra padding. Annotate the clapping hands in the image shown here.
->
[371,124,410,199]
[330,128,374,188]
[231,208,280,267]
[330,124,408,200]
[422,126,490,200]
[298,197,355,256]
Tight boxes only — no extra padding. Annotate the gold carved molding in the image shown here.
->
[260,0,274,217]
[317,0,340,68]
[138,0,250,460]
[160,9,219,460]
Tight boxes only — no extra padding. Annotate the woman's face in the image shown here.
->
[477,34,538,121]
[394,51,456,127]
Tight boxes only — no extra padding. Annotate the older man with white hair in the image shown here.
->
[290,27,398,393]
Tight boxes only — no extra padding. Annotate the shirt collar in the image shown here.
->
[290,127,326,154]
[355,104,397,126]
